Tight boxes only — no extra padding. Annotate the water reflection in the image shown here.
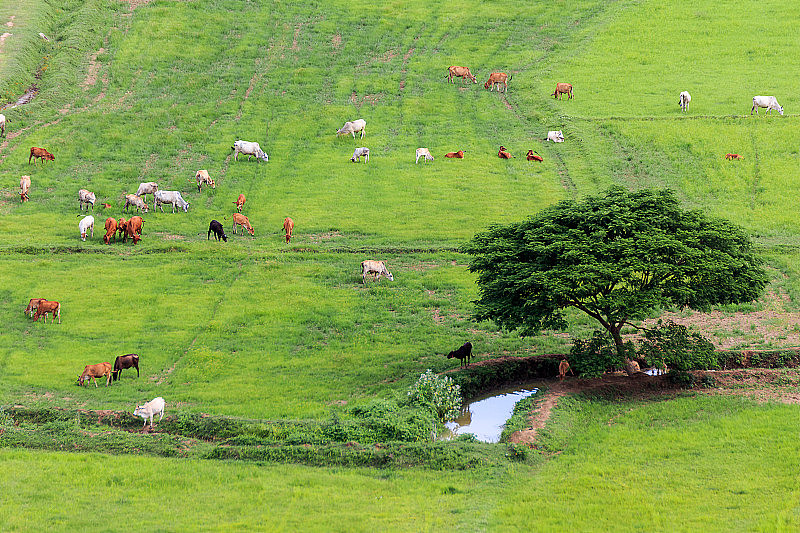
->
[440,385,539,443]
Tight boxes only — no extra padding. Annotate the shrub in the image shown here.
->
[570,331,628,377]
[638,320,718,370]
[407,370,462,422]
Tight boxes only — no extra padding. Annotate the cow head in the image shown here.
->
[779,106,784,115]
[182,202,189,213]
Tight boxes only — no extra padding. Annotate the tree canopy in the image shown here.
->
[462,187,768,357]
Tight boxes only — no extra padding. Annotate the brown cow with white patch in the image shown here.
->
[234,194,246,213]
[283,217,294,243]
[77,362,112,387]
[232,213,254,236]
[551,83,573,100]
[447,66,477,84]
[103,218,118,244]
[484,72,510,92]
[33,300,61,324]
[25,298,46,318]
[20,175,30,202]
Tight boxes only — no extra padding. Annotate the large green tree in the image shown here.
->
[462,187,768,361]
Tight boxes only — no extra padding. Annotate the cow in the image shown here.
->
[78,189,96,212]
[415,148,434,164]
[24,298,46,318]
[447,341,473,368]
[484,72,510,93]
[526,150,543,162]
[498,146,512,159]
[29,147,54,164]
[154,190,189,213]
[234,194,245,213]
[194,169,216,191]
[361,260,393,284]
[19,175,30,202]
[559,359,574,380]
[125,216,143,244]
[124,194,148,213]
[33,300,60,323]
[336,119,366,139]
[117,218,128,241]
[77,362,112,387]
[133,397,165,429]
[546,130,565,143]
[232,213,254,236]
[111,353,139,382]
[100,203,112,209]
[679,91,691,112]
[751,95,783,115]
[103,217,117,244]
[624,359,641,377]
[551,83,573,100]
[0,113,5,136]
[232,140,269,162]
[444,150,464,159]
[725,153,743,160]
[447,66,477,84]
[79,215,94,242]
[135,182,159,201]
[283,217,294,243]
[208,220,227,241]
[350,147,369,163]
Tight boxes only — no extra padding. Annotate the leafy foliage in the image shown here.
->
[569,330,629,377]
[407,370,462,422]
[638,320,718,370]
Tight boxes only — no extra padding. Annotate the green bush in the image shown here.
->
[570,331,627,377]
[638,320,718,370]
[407,370,462,422]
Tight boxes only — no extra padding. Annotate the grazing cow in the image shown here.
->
[350,147,369,163]
[78,189,96,212]
[559,359,574,380]
[546,130,565,143]
[725,153,743,160]
[135,182,159,201]
[498,146,512,159]
[154,190,189,213]
[283,217,294,243]
[361,260,393,284]
[117,218,128,240]
[447,341,473,368]
[33,300,61,323]
[77,362,112,387]
[336,119,367,139]
[29,147,54,164]
[208,220,227,241]
[232,140,269,162]
[751,95,783,115]
[24,298,46,318]
[526,150,543,162]
[103,217,117,244]
[111,353,139,382]
[447,66,477,84]
[134,397,165,429]
[125,216,143,244]
[484,72,510,93]
[124,194,148,213]
[0,113,5,136]
[234,194,246,213]
[79,215,94,242]
[195,169,215,191]
[444,150,465,159]
[415,148,434,164]
[19,175,30,202]
[232,213,254,236]
[551,83,573,100]
[679,91,691,112]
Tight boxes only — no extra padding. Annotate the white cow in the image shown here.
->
[20,175,31,202]
[751,96,783,115]
[79,215,94,241]
[135,182,159,201]
[78,189,96,211]
[124,194,149,213]
[546,130,565,143]
[0,113,6,136]
[194,169,216,191]
[336,119,366,139]
[679,91,691,112]
[232,140,268,162]
[133,397,165,429]
[154,190,189,213]
[361,260,393,284]
[415,148,434,164]
[350,147,369,163]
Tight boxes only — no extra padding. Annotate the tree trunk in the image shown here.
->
[608,323,639,377]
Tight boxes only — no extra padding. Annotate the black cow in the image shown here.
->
[112,353,139,382]
[447,341,473,368]
[208,220,227,242]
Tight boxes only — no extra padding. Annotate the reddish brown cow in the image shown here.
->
[232,213,254,236]
[498,146,512,159]
[283,217,294,243]
[103,218,118,244]
[725,153,743,160]
[444,150,465,159]
[29,147,55,164]
[551,83,573,100]
[126,216,143,244]
[559,359,574,380]
[447,66,477,84]
[77,362,112,387]
[25,298,46,318]
[101,202,113,209]
[234,194,246,213]
[526,150,543,162]
[484,72,510,92]
[117,218,128,240]
[33,300,61,324]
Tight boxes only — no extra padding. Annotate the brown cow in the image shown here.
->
[126,216,143,244]
[29,147,54,164]
[559,359,574,380]
[551,83,573,100]
[725,153,743,160]
[20,175,31,202]
[526,150,543,162]
[234,194,246,213]
[195,169,215,192]
[77,362,112,387]
[100,203,113,209]
[117,218,128,240]
[33,300,60,324]
[283,217,294,243]
[103,218,118,244]
[232,213,254,236]
[25,298,46,318]
[498,146,512,159]
[484,72,510,93]
[447,66,477,84]
[444,150,465,159]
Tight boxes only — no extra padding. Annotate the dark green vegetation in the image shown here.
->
[2,0,800,530]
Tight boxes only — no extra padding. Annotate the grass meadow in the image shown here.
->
[2,0,800,530]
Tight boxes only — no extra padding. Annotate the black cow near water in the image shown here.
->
[208,220,227,242]
[447,341,473,368]
[111,353,139,382]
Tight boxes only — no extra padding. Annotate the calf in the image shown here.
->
[29,147,54,164]
[124,194,148,214]
[33,300,61,323]
[208,220,227,241]
[447,66,477,84]
[195,169,216,191]
[78,189,96,212]
[24,298,46,318]
[361,260,393,284]
[234,194,246,213]
[232,213,254,236]
[484,72,510,93]
[526,150,543,162]
[415,148,434,164]
[20,175,30,202]
[559,359,574,380]
[125,216,143,244]
[79,215,94,242]
[103,217,118,244]
[135,182,159,201]
[546,130,565,143]
[335,119,367,139]
[350,147,369,163]
[444,150,464,159]
[77,362,112,387]
[283,217,294,243]
[447,341,472,368]
[111,353,140,382]
[725,153,743,160]
[498,146,512,159]
[134,397,165,429]
[679,91,691,112]
[100,203,113,209]
[117,218,128,240]
[551,82,573,100]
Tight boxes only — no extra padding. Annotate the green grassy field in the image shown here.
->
[2,0,800,530]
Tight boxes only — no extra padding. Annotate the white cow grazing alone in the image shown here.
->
[78,189,96,211]
[546,130,565,143]
[133,397,165,429]
[679,91,691,112]
[751,95,783,115]
[361,260,393,284]
[415,148,434,164]
[350,147,369,163]
[336,119,366,139]
[135,182,159,201]
[79,215,94,241]
[154,190,189,213]
[232,140,268,162]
